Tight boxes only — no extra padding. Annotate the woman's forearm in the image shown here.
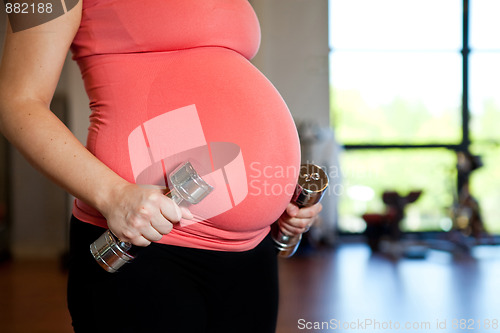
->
[0,97,128,215]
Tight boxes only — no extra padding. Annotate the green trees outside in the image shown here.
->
[332,89,500,234]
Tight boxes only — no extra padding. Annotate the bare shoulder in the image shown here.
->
[5,0,82,34]
[0,0,83,104]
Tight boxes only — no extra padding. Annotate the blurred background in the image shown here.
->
[1,0,500,332]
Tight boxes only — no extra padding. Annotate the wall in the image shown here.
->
[0,6,9,258]
[250,0,330,124]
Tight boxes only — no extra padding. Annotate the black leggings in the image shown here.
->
[67,216,279,333]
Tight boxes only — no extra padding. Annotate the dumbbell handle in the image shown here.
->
[271,164,329,258]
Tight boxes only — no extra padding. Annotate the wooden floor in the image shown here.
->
[0,260,71,333]
[1,242,500,333]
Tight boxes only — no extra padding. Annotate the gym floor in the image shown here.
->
[1,242,500,333]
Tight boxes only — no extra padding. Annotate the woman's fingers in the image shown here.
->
[143,194,189,242]
[286,202,323,219]
[180,206,194,220]
[279,223,304,236]
[106,184,194,247]
[279,203,323,235]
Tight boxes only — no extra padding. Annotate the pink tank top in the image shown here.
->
[70,0,300,251]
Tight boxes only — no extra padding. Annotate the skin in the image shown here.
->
[0,1,320,247]
[279,202,322,236]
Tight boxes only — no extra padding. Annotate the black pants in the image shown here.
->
[67,216,279,333]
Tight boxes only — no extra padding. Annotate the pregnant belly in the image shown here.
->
[80,47,300,232]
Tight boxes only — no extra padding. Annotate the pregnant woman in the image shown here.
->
[0,1,322,332]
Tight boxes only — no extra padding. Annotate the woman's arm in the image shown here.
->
[0,2,189,246]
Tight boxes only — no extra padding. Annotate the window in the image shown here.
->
[330,0,500,234]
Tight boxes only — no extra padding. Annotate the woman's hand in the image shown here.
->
[101,184,193,247]
[277,202,323,236]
